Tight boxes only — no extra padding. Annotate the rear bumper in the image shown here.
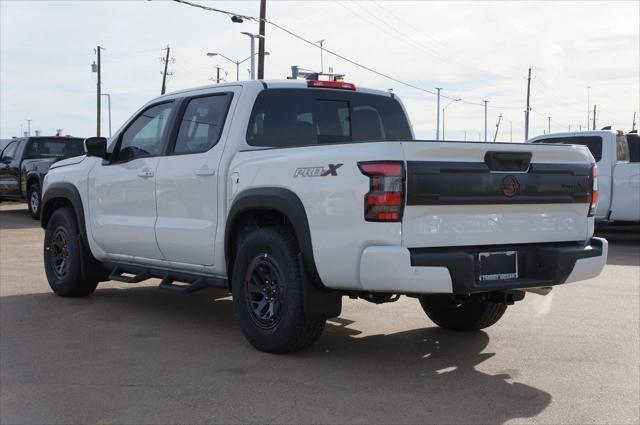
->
[359,238,607,294]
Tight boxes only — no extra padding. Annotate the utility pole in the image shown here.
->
[593,104,597,130]
[25,119,32,136]
[493,114,502,142]
[524,66,532,141]
[548,116,551,134]
[483,100,488,142]
[161,45,171,95]
[632,112,637,131]
[508,119,513,142]
[216,65,221,83]
[257,0,266,79]
[96,45,102,137]
[464,130,467,141]
[569,125,571,132]
[435,88,442,140]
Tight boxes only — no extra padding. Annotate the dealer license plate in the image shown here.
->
[478,251,518,282]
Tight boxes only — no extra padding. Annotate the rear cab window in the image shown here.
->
[531,136,603,162]
[615,133,630,162]
[626,134,639,162]
[24,138,85,159]
[246,89,412,148]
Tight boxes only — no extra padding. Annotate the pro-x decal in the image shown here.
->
[294,163,343,178]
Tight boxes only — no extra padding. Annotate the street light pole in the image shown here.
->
[207,51,269,82]
[442,98,461,141]
[435,88,442,140]
[483,100,488,142]
[241,32,264,80]
[586,85,591,130]
[508,119,513,142]
[101,93,112,138]
[318,39,326,73]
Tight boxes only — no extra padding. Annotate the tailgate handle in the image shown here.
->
[484,151,532,172]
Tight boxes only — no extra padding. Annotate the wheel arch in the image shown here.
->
[225,187,324,289]
[40,183,90,252]
[26,172,42,189]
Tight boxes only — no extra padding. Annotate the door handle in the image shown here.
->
[194,168,215,177]
[137,168,154,178]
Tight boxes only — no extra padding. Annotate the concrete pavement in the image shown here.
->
[1,202,638,424]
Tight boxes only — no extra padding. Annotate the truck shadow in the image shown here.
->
[0,285,552,424]
[0,204,38,230]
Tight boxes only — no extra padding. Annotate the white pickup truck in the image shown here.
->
[41,80,607,353]
[529,130,640,223]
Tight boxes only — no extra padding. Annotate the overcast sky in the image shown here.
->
[1,0,638,142]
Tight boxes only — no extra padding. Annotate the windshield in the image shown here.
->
[25,138,85,159]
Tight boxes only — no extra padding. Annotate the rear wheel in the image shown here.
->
[44,207,99,297]
[27,184,41,219]
[419,294,507,331]
[232,226,325,353]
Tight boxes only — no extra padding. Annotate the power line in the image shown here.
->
[170,0,524,110]
[366,0,521,80]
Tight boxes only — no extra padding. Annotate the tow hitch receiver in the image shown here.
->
[480,290,526,305]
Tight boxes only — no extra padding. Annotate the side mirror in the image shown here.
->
[84,137,108,159]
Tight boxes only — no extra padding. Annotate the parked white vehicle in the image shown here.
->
[41,80,607,353]
[529,130,640,223]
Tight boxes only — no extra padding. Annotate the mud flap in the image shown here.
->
[298,254,342,319]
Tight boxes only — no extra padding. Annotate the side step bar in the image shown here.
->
[106,263,227,294]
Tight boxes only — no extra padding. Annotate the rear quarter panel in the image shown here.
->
[229,142,404,290]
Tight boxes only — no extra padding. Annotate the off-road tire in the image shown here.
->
[27,184,41,220]
[232,226,325,353]
[43,207,99,297]
[419,294,507,331]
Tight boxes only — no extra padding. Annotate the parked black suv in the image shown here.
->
[0,136,84,218]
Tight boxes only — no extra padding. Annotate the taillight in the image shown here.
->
[588,164,598,217]
[358,161,405,222]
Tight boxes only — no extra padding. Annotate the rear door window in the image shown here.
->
[532,136,603,162]
[246,89,412,147]
[172,93,233,155]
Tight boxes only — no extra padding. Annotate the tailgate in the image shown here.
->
[401,141,593,248]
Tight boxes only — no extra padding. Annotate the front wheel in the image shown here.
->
[419,294,507,331]
[232,226,325,353]
[44,207,99,297]
[28,184,41,220]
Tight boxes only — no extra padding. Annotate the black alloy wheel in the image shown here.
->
[244,253,286,330]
